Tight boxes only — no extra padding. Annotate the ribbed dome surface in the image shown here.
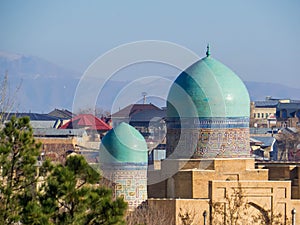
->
[100,122,148,163]
[167,55,250,118]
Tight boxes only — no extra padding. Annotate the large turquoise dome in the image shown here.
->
[166,47,250,159]
[167,50,250,118]
[100,122,148,163]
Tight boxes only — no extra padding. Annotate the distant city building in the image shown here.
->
[273,127,300,161]
[47,108,74,120]
[250,97,278,128]
[250,136,276,160]
[276,102,300,127]
[111,103,162,126]
[3,112,62,128]
[111,103,166,151]
[250,97,300,128]
[34,128,87,163]
[59,114,112,140]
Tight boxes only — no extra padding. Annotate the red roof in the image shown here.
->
[59,114,112,131]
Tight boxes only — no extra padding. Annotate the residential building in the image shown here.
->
[276,102,300,127]
[59,113,112,140]
[47,108,74,120]
[250,98,278,128]
[111,103,166,151]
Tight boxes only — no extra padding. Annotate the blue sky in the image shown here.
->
[0,0,299,87]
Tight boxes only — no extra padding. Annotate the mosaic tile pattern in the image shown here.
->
[166,117,250,158]
[101,163,147,209]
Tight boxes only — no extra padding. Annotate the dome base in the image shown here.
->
[166,121,250,159]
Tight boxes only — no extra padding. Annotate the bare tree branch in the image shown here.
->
[0,71,22,124]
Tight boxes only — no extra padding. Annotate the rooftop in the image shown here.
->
[34,128,86,137]
[130,108,166,122]
[111,103,161,118]
[4,113,60,121]
[254,100,279,108]
[48,108,74,119]
[59,114,112,131]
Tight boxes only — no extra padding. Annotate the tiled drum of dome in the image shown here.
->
[99,123,148,209]
[102,163,147,208]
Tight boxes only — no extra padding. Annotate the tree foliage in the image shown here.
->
[0,116,41,224]
[40,155,127,225]
[0,116,127,225]
[126,201,174,225]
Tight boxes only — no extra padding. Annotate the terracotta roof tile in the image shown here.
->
[59,114,112,131]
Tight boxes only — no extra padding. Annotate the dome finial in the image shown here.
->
[206,44,210,57]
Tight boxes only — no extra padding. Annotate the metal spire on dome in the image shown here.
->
[206,44,210,57]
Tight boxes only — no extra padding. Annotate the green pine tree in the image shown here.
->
[0,117,127,225]
[40,155,127,225]
[0,116,42,224]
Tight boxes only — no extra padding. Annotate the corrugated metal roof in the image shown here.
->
[250,137,263,144]
[34,128,86,137]
[290,100,300,103]
[5,113,60,121]
[250,127,272,134]
[30,121,57,129]
[278,127,298,134]
[254,100,278,107]
[250,136,275,147]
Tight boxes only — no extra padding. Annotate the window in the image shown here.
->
[254,113,256,118]
[257,113,260,118]
[262,113,264,118]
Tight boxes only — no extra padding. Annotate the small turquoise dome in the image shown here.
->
[100,122,148,163]
[167,53,250,118]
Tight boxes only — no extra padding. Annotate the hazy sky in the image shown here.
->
[0,0,299,87]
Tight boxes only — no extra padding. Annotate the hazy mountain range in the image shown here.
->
[1,51,300,113]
